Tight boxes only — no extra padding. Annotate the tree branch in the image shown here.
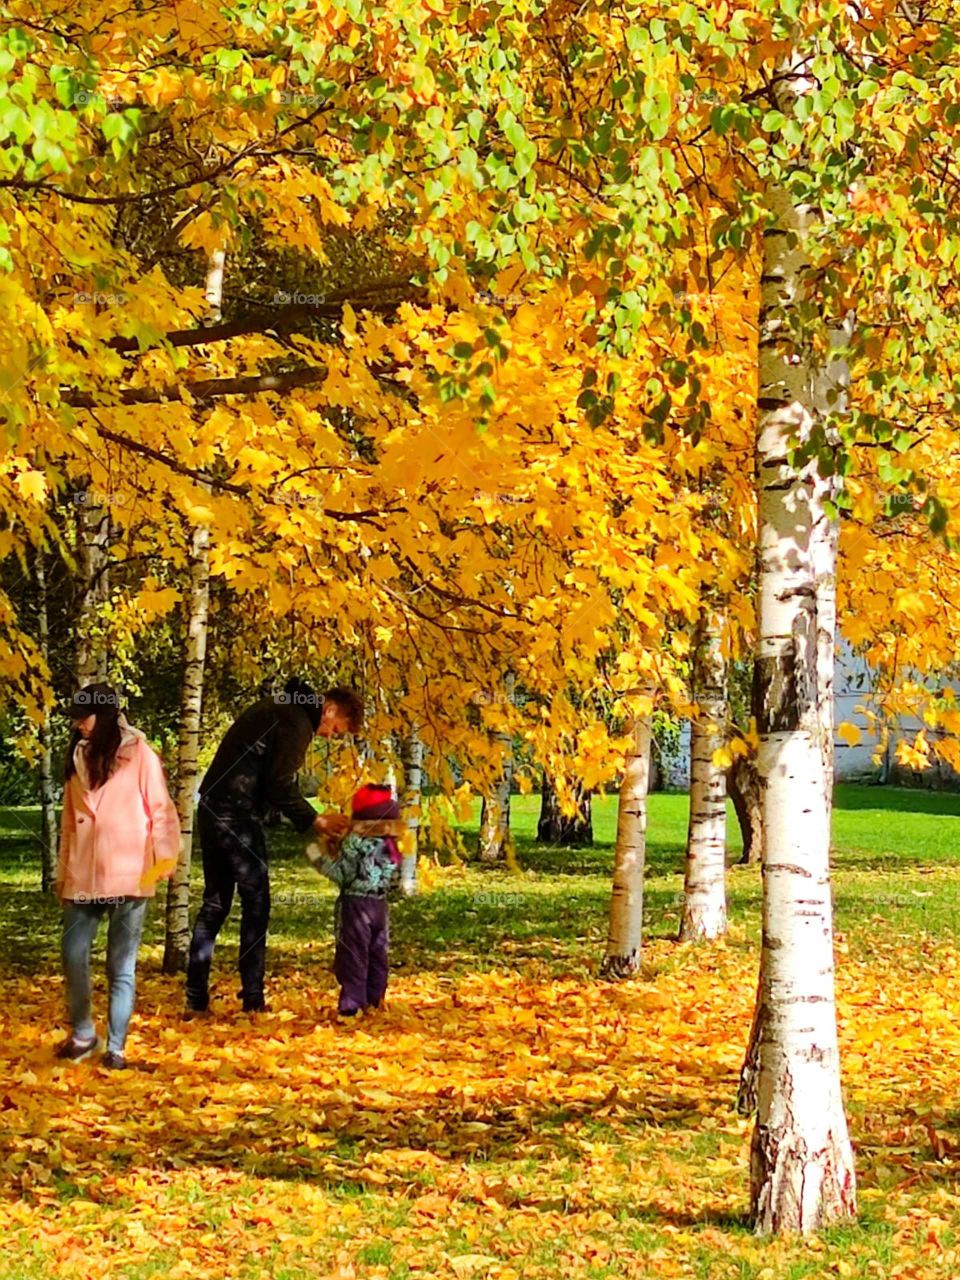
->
[104,287,421,355]
[86,415,405,526]
[63,366,330,406]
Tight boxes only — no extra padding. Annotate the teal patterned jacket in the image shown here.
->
[308,834,399,899]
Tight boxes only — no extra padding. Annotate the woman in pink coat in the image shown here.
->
[55,683,180,1068]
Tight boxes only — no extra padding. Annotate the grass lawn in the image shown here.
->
[2,784,960,1278]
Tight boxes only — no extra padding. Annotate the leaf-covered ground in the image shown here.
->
[3,787,960,1279]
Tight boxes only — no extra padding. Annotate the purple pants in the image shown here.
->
[334,896,389,1014]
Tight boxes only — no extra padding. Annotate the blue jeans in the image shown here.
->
[61,898,149,1053]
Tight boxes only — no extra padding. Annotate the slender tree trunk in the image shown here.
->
[680,613,728,940]
[478,672,515,864]
[478,777,513,863]
[36,549,58,891]
[162,519,210,973]
[748,153,856,1232]
[162,247,219,973]
[400,725,423,895]
[74,499,111,686]
[537,773,593,846]
[729,756,763,866]
[600,713,652,979]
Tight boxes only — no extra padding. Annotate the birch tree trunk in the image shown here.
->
[537,774,593,846]
[748,149,856,1232]
[729,756,763,866]
[399,725,424,895]
[680,614,728,940]
[600,713,652,979]
[477,672,515,864]
[36,549,59,891]
[162,518,210,972]
[162,247,219,973]
[74,499,111,686]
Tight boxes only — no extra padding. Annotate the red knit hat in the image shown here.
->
[351,784,400,821]
[351,784,402,865]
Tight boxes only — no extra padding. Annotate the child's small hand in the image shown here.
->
[314,812,350,838]
[305,839,338,866]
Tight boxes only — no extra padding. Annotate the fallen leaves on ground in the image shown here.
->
[4,932,960,1279]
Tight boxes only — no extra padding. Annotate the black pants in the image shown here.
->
[185,805,270,1010]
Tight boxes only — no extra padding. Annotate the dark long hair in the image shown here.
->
[64,704,123,791]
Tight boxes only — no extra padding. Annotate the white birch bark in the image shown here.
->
[600,712,652,979]
[399,724,424,895]
[36,548,58,891]
[162,515,210,973]
[749,137,856,1232]
[477,671,515,864]
[680,613,728,941]
[74,499,111,685]
[162,247,218,973]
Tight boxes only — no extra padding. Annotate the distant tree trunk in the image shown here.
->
[600,713,652,979]
[747,111,856,1232]
[680,613,728,941]
[162,246,219,974]
[478,771,513,864]
[36,549,58,891]
[74,499,111,686]
[537,774,593,846]
[162,518,210,973]
[400,725,424,895]
[729,756,763,866]
[477,672,515,864]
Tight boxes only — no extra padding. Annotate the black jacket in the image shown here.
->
[199,697,318,833]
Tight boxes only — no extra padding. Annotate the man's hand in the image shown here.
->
[313,812,350,838]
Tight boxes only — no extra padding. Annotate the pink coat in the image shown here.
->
[57,732,181,902]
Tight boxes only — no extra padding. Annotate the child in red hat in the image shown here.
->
[306,784,402,1015]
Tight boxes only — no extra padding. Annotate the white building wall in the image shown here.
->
[666,641,935,790]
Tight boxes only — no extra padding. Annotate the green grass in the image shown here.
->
[3,784,960,1280]
[4,784,960,977]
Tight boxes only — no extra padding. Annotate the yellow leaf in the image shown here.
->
[14,470,47,503]
[838,722,862,747]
